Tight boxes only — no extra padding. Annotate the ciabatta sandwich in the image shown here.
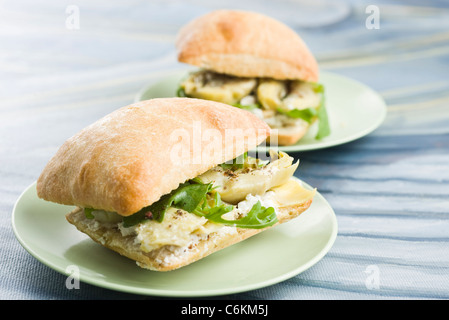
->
[36,98,315,271]
[175,10,330,146]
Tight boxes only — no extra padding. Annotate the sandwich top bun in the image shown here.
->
[36,98,270,216]
[176,10,319,82]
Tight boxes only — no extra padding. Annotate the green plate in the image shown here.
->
[135,70,387,152]
[12,179,337,297]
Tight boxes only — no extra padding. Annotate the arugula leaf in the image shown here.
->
[84,208,95,219]
[276,107,317,123]
[231,102,261,111]
[315,94,330,140]
[310,82,325,94]
[276,82,330,140]
[193,191,234,220]
[219,152,248,170]
[176,86,187,97]
[230,201,277,229]
[122,179,278,229]
[194,192,278,229]
[122,182,213,227]
[121,206,151,227]
[220,152,270,171]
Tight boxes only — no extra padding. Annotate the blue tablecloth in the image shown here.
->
[1,0,448,300]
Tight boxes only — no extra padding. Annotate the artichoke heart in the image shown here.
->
[271,179,316,208]
[181,71,257,104]
[198,151,298,204]
[281,81,321,111]
[257,79,287,110]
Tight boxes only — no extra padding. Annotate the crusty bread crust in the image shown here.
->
[176,10,319,82]
[268,124,310,146]
[65,183,313,271]
[37,98,270,216]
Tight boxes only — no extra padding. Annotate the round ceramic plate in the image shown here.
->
[135,70,387,152]
[12,179,337,297]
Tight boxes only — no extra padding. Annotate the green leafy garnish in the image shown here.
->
[231,102,261,111]
[122,181,213,227]
[277,82,330,140]
[315,94,330,139]
[219,152,269,170]
[219,152,248,170]
[193,191,234,221]
[276,107,317,123]
[310,82,325,94]
[84,208,95,219]
[176,86,187,97]
[122,180,278,229]
[195,193,277,229]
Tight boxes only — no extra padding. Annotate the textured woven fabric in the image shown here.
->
[1,0,449,300]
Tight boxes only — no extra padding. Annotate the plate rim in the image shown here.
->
[12,180,338,297]
[134,70,387,153]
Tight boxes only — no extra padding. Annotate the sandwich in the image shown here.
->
[175,10,330,146]
[36,97,315,271]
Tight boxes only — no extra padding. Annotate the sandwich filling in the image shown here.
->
[177,70,330,139]
[82,151,315,255]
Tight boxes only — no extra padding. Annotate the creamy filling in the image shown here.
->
[180,70,322,129]
[88,152,314,255]
[122,191,280,253]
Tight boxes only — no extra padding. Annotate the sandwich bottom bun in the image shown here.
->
[267,124,310,146]
[65,178,315,271]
